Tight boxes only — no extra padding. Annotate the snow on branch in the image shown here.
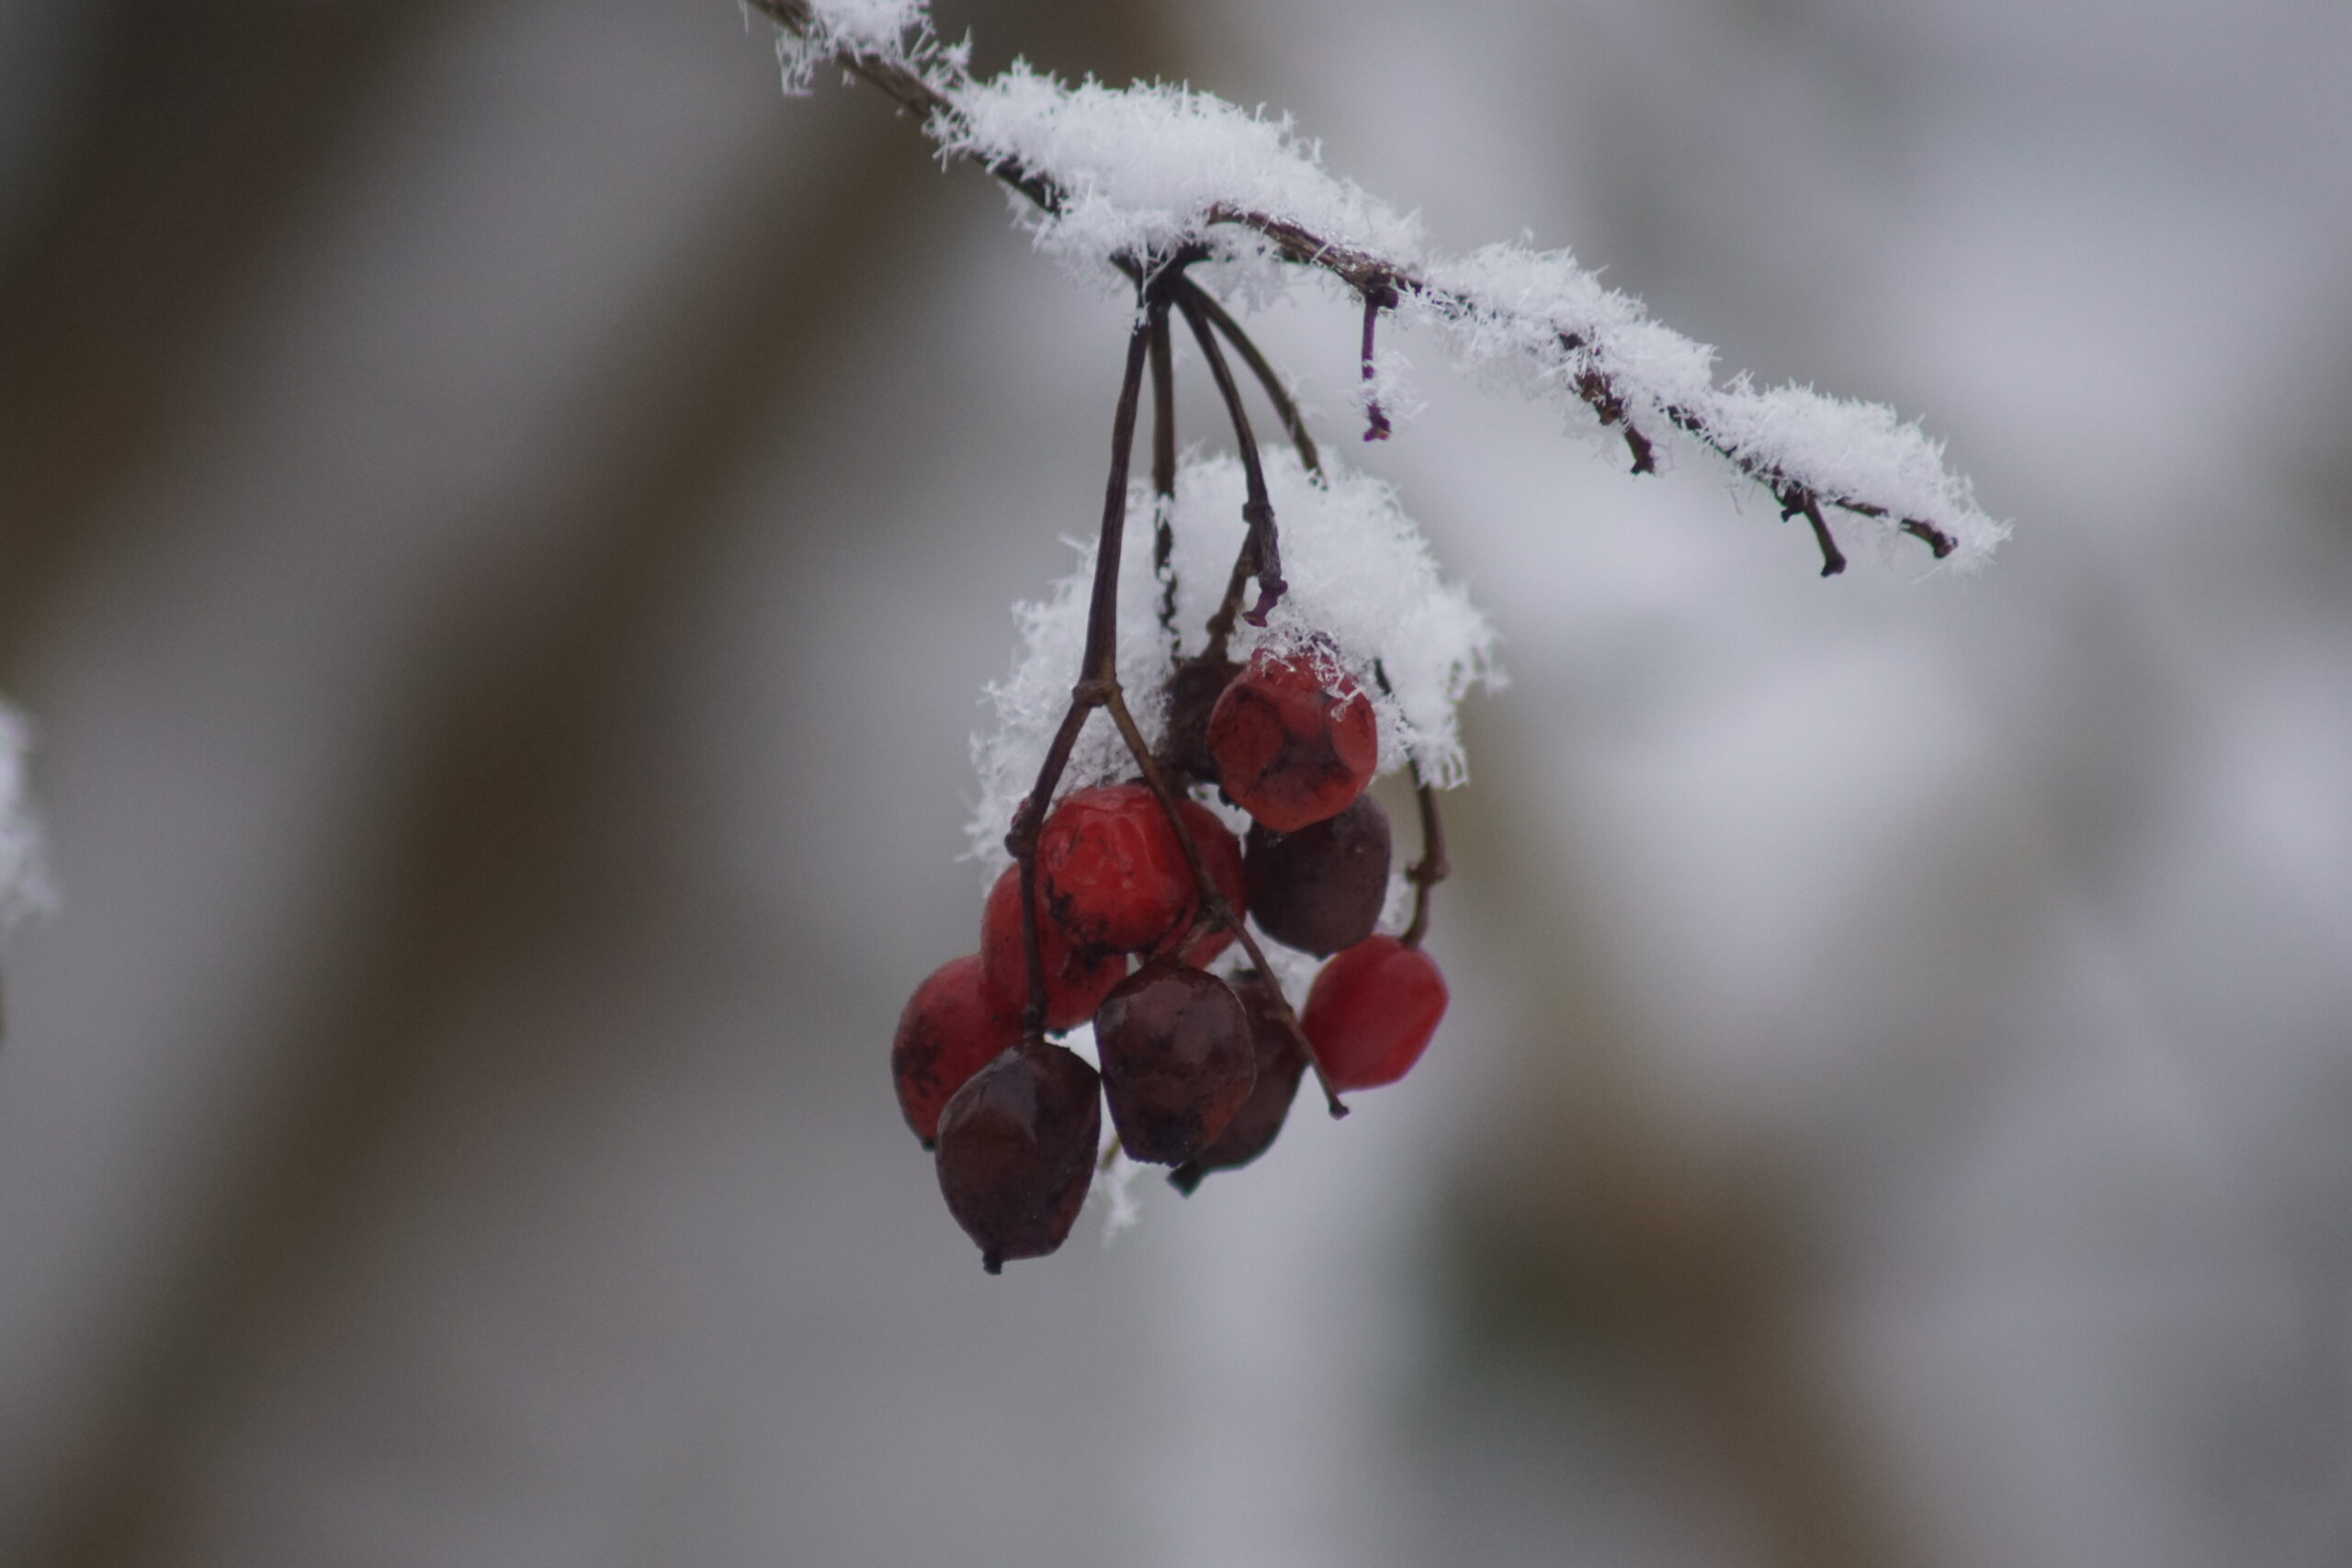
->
[754,0,2006,572]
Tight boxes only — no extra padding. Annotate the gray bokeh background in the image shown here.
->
[3,1,2349,1564]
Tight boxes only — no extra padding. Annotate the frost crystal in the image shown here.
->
[968,452,1500,870]
[0,706,54,931]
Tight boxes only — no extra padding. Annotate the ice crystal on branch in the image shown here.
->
[968,452,1498,873]
[752,0,2007,570]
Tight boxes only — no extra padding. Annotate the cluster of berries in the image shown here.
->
[892,643,1450,1272]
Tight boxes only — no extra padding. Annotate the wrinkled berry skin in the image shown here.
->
[1038,784,1196,953]
[892,953,1023,1146]
[935,1043,1102,1273]
[978,865,1125,1032]
[1094,960,1256,1165]
[1302,935,1447,1091]
[1159,657,1241,784]
[1244,794,1391,956]
[1150,798,1247,969]
[1207,647,1378,832]
[1169,972,1307,1194]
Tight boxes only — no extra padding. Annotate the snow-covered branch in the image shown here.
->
[754,0,2006,573]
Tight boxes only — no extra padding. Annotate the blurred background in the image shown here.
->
[3,0,2350,1563]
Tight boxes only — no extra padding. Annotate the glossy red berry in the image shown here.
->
[891,954,1023,1146]
[1038,784,1195,953]
[1207,644,1378,832]
[1301,935,1447,1091]
[1093,959,1256,1165]
[978,865,1125,1032]
[1168,970,1306,1194]
[1149,797,1247,968]
[934,1042,1102,1273]
[1244,793,1391,956]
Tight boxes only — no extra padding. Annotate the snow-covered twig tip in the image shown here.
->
[755,0,2005,571]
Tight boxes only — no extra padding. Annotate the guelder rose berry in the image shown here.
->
[1038,784,1195,953]
[1169,970,1307,1195]
[934,1042,1102,1273]
[1301,934,1447,1091]
[1093,959,1256,1165]
[891,954,1022,1147]
[979,864,1123,1031]
[1244,793,1391,956]
[1207,644,1377,832]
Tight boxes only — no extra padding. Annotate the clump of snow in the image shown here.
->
[944,67,1424,301]
[0,706,54,931]
[968,450,1499,869]
[1093,1140,1144,1243]
[773,0,932,93]
[1423,243,2008,568]
[770,0,2006,565]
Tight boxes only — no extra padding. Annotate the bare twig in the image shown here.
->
[747,0,1973,568]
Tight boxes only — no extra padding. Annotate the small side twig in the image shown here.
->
[1778,486,1848,578]
[1178,291,1287,659]
[1171,277,1322,479]
[1360,281,1396,441]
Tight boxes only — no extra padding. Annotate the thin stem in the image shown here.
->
[1005,306,1156,1042]
[1099,686,1350,1119]
[1359,284,1396,442]
[1399,758,1449,949]
[1148,299,1180,648]
[1371,661,1449,948]
[1170,277,1321,479]
[1178,291,1286,660]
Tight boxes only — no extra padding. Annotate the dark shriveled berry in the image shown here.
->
[1094,959,1255,1165]
[1038,784,1196,953]
[1244,793,1391,956]
[1301,935,1448,1091]
[1159,656,1241,784]
[892,953,1022,1147]
[935,1043,1102,1273]
[1207,645,1378,832]
[978,865,1124,1032]
[1169,972,1307,1195]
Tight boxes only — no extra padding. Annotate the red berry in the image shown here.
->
[1038,784,1195,953]
[1168,970,1306,1194]
[935,1042,1102,1273]
[979,865,1125,1031]
[1149,798,1247,968]
[1300,935,1447,1090]
[891,954,1023,1146]
[1244,793,1391,956]
[1207,644,1378,832]
[1094,959,1256,1165]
